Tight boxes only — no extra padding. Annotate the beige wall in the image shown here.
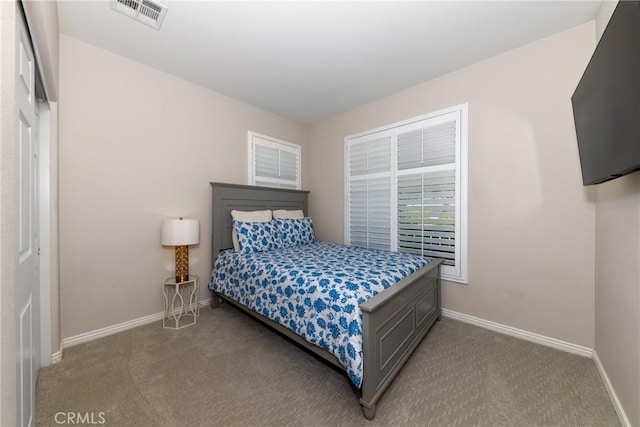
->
[58,35,309,339]
[0,1,19,425]
[595,175,640,426]
[594,2,640,425]
[309,22,596,347]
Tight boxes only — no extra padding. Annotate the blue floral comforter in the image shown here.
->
[208,242,429,388]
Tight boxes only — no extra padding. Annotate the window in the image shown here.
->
[248,131,301,190]
[345,104,468,283]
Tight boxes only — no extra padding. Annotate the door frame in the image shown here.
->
[37,100,51,367]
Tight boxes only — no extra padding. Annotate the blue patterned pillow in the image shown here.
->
[275,217,315,248]
[233,220,278,254]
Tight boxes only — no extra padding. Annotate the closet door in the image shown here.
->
[16,8,41,427]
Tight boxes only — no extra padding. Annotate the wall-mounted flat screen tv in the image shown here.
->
[572,0,640,186]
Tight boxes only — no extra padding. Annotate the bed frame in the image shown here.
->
[209,182,443,420]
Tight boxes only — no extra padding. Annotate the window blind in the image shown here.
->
[349,177,391,250]
[396,118,457,265]
[249,133,301,190]
[348,134,392,250]
[397,169,455,264]
[349,135,392,176]
[255,144,279,178]
[344,106,467,283]
[397,121,456,170]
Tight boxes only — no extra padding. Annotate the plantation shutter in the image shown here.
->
[250,133,301,190]
[397,121,456,170]
[348,134,392,250]
[255,144,279,179]
[344,106,466,283]
[397,170,456,264]
[397,119,457,265]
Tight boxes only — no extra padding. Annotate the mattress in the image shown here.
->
[209,241,429,388]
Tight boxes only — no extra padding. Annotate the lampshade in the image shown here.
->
[161,218,199,246]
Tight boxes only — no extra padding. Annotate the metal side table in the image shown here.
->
[162,275,199,329]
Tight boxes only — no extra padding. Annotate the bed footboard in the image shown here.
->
[359,259,442,419]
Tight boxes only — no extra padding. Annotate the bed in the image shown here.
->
[209,182,443,420]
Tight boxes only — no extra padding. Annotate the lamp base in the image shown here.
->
[175,245,189,282]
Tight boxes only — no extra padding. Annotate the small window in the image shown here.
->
[248,132,301,190]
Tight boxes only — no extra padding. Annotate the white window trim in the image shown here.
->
[248,131,301,190]
[344,104,468,284]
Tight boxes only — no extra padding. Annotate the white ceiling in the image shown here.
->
[57,1,601,124]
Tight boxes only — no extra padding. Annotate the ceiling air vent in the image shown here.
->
[110,0,168,30]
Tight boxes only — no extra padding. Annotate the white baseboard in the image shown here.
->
[51,339,63,364]
[441,308,593,358]
[61,298,211,350]
[593,351,631,427]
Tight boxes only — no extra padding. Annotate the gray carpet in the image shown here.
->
[36,304,619,427]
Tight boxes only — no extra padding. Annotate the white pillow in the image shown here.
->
[231,210,272,251]
[273,209,304,219]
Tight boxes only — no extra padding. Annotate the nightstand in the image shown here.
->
[162,275,199,329]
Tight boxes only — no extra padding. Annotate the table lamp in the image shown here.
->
[162,217,199,282]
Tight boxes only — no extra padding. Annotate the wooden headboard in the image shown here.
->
[210,182,309,262]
